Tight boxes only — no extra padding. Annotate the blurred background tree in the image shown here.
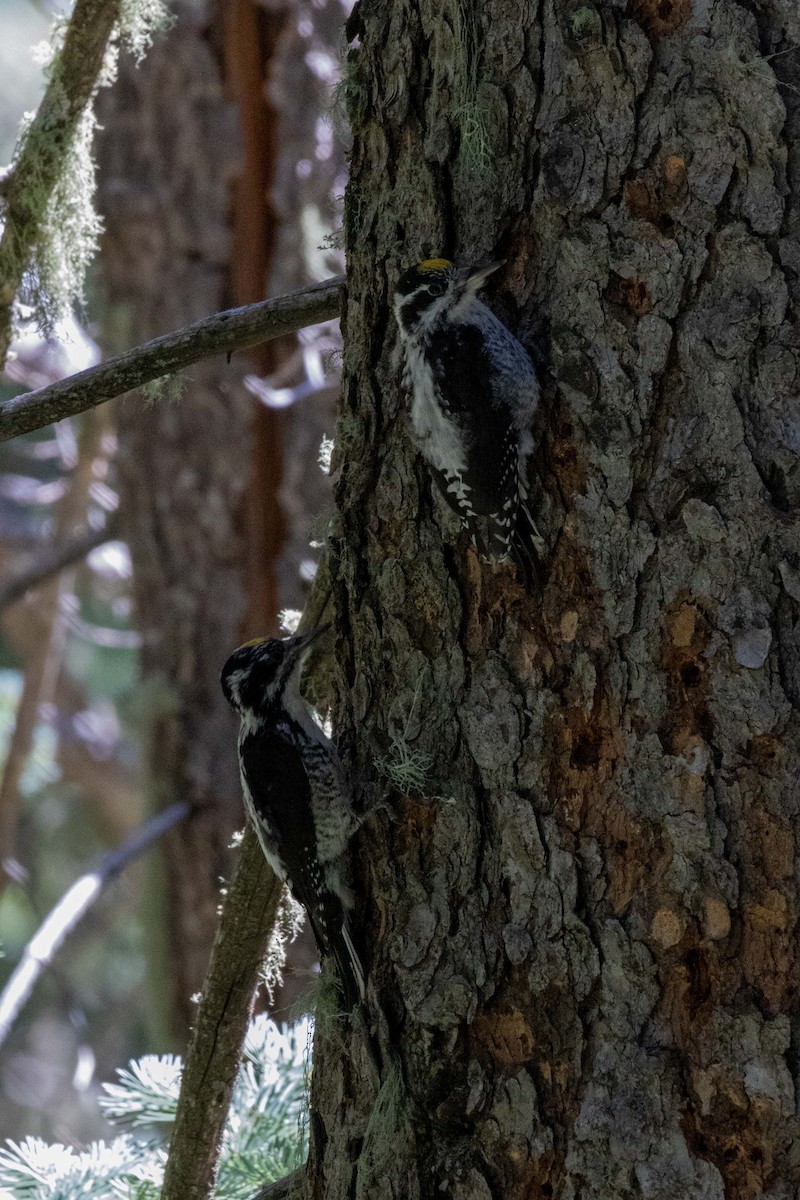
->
[0,0,348,1147]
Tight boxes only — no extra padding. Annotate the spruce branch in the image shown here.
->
[0,276,344,443]
[0,1017,307,1199]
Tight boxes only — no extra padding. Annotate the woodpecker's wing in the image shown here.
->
[428,322,511,514]
[427,316,538,557]
[239,726,365,1007]
[479,309,541,425]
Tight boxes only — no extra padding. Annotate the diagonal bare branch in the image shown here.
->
[0,276,344,443]
[252,1168,305,1200]
[0,800,190,1047]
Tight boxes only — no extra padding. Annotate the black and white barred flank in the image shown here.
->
[394,258,542,563]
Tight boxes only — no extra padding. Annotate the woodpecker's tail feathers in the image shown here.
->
[334,917,366,1010]
[516,497,545,559]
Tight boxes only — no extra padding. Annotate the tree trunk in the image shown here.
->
[312,1,800,1197]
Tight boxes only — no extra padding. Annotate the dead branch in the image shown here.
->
[0,515,120,611]
[252,1168,305,1200]
[159,825,284,1200]
[0,276,344,443]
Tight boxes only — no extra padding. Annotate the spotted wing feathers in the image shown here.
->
[423,319,538,560]
[239,724,365,1007]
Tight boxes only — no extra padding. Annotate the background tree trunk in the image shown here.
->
[96,0,347,1035]
[96,2,257,1036]
[313,1,800,1197]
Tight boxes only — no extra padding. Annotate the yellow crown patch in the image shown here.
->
[239,636,267,648]
[419,258,452,271]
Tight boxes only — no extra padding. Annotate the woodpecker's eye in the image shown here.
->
[427,281,446,297]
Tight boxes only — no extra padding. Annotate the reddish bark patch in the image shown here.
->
[543,535,606,658]
[664,923,793,1197]
[746,809,795,887]
[550,694,622,823]
[584,795,670,914]
[623,157,687,230]
[472,1008,536,1067]
[663,154,688,190]
[674,944,714,1022]
[223,1,290,633]
[741,888,799,1015]
[547,415,591,503]
[744,732,783,768]
[659,927,728,1053]
[396,795,440,847]
[630,0,692,40]
[489,1150,561,1200]
[624,178,668,228]
[605,272,654,316]
[682,1095,783,1200]
[660,597,714,750]
[738,810,798,1013]
[519,1161,560,1200]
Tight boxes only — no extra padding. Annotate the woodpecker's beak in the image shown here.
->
[460,261,503,292]
[283,623,332,671]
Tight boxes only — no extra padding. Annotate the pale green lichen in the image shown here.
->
[452,0,493,180]
[355,1062,413,1197]
[1,0,169,338]
[571,6,603,41]
[290,963,351,1046]
[261,891,305,1002]
[375,738,435,795]
[375,685,435,797]
[23,104,102,332]
[329,47,369,138]
[119,0,171,62]
[139,373,187,406]
[727,43,800,97]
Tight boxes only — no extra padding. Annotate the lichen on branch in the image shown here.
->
[0,0,168,368]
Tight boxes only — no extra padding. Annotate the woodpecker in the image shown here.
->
[394,257,542,562]
[221,630,365,1009]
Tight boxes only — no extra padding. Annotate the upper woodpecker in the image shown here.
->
[394,257,542,562]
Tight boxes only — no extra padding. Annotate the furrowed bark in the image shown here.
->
[311,1,800,1198]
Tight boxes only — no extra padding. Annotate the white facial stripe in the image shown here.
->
[394,279,457,337]
[224,666,252,707]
